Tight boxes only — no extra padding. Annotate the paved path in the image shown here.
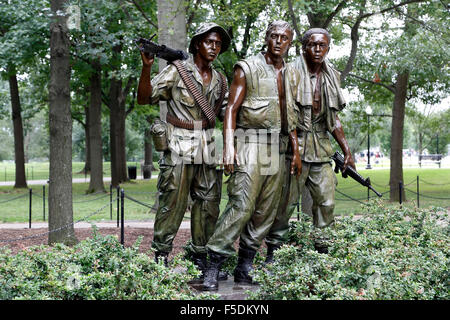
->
[0,176,156,187]
[190,280,259,300]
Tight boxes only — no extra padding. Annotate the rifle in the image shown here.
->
[331,151,382,197]
[136,34,189,62]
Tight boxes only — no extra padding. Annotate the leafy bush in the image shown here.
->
[0,229,217,300]
[250,202,449,300]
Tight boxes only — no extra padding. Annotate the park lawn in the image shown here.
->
[0,161,160,182]
[0,168,448,223]
[332,167,450,215]
[0,179,161,223]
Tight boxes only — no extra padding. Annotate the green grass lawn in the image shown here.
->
[0,161,160,182]
[0,168,448,223]
[332,167,450,215]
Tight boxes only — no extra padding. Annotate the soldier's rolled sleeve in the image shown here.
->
[150,64,178,104]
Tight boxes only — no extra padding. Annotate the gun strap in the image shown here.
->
[170,60,226,129]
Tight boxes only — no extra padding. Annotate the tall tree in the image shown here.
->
[87,60,105,193]
[48,0,77,245]
[69,0,155,188]
[6,65,27,188]
[347,1,449,201]
[0,0,49,187]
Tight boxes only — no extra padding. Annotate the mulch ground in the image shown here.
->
[0,227,247,259]
[0,227,191,258]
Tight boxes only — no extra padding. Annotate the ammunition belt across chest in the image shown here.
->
[167,60,227,130]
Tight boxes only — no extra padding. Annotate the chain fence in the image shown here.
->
[0,198,116,243]
[0,174,449,245]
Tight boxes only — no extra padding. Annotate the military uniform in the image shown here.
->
[265,54,346,250]
[149,24,230,257]
[206,52,300,257]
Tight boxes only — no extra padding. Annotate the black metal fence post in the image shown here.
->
[120,189,125,246]
[43,185,46,221]
[110,184,113,220]
[116,186,120,228]
[29,188,32,229]
[297,202,300,221]
[417,176,420,208]
[399,181,403,208]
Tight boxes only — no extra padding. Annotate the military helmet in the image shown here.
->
[189,22,231,55]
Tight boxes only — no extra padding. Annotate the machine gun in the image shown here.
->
[331,151,382,197]
[136,34,189,62]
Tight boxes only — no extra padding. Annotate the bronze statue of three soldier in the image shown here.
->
[137,21,355,292]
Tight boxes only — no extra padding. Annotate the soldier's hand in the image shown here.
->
[223,145,237,176]
[140,49,154,68]
[342,153,356,175]
[224,164,234,176]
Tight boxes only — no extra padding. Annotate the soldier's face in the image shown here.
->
[266,26,292,58]
[196,32,222,62]
[304,33,330,64]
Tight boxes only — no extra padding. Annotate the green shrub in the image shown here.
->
[249,202,449,300]
[0,229,217,300]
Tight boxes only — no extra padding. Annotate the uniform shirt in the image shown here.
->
[291,55,346,163]
[150,58,228,164]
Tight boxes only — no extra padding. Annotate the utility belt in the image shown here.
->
[166,113,217,130]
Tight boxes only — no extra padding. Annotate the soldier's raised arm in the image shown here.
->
[137,51,154,105]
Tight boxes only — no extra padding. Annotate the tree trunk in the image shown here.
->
[109,77,129,186]
[80,104,91,174]
[117,91,128,182]
[389,72,409,202]
[87,60,105,193]
[48,0,77,245]
[157,0,187,121]
[109,75,120,187]
[7,69,27,188]
[108,42,130,187]
[418,132,423,156]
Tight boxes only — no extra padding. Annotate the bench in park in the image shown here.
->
[418,154,442,168]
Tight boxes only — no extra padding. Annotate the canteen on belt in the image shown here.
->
[150,118,169,152]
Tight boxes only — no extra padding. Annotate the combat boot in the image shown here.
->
[314,236,330,254]
[189,252,228,284]
[314,242,329,254]
[202,251,227,291]
[154,251,168,267]
[233,247,257,284]
[189,252,207,284]
[264,244,281,265]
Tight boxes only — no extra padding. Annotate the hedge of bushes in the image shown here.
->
[1,203,447,300]
[0,229,216,300]
[249,202,449,300]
